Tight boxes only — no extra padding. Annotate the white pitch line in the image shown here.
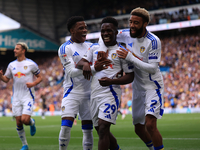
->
[0,125,60,130]
[0,136,199,140]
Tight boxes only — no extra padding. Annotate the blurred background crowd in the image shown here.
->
[67,0,200,34]
[83,0,199,20]
[0,0,200,115]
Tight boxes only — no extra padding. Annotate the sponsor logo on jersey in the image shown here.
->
[140,46,145,53]
[109,63,114,69]
[111,53,117,59]
[14,72,26,78]
[24,66,28,70]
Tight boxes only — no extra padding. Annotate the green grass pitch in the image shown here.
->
[0,113,200,150]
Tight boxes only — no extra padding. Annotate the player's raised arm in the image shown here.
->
[0,70,10,83]
[117,47,158,74]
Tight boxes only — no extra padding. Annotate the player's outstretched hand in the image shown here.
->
[98,77,112,86]
[95,57,111,71]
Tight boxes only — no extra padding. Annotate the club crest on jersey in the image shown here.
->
[62,106,65,112]
[140,46,145,53]
[111,53,117,59]
[24,66,28,70]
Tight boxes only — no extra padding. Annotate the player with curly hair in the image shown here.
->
[99,7,165,150]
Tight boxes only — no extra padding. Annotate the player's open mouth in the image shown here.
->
[103,37,110,42]
[82,34,87,38]
[130,29,136,34]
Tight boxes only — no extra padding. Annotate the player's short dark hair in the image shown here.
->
[67,16,84,32]
[101,16,118,28]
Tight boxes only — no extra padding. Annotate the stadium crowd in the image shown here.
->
[0,27,199,115]
[73,1,200,34]
[86,6,200,33]
[83,0,200,20]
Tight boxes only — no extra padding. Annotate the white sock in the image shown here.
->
[148,146,154,150]
[82,129,93,150]
[30,118,35,126]
[145,141,154,150]
[59,126,71,150]
[17,127,28,146]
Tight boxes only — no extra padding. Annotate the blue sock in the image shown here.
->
[114,144,121,150]
[61,119,73,127]
[82,124,93,130]
[154,145,164,150]
[145,140,153,147]
[16,125,23,131]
